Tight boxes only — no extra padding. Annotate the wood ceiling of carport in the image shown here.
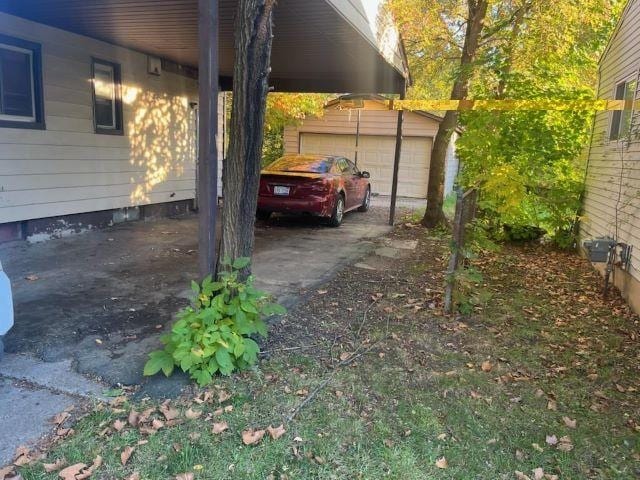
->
[0,0,407,93]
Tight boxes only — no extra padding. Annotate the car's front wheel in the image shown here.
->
[328,194,345,227]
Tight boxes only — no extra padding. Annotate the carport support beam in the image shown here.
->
[388,84,406,226]
[197,0,220,278]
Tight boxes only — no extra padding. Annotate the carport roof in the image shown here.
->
[0,0,409,94]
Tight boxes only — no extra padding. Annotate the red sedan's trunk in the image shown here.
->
[257,173,337,217]
[259,173,333,198]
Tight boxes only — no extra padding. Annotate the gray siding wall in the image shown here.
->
[581,0,640,307]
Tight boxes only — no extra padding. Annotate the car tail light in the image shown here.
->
[308,179,331,194]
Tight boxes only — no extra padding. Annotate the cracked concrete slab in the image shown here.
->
[0,354,106,399]
[0,353,106,466]
[0,378,77,466]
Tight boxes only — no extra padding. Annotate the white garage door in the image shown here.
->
[299,133,431,198]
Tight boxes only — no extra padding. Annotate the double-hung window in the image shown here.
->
[610,78,638,141]
[0,34,44,129]
[92,58,123,134]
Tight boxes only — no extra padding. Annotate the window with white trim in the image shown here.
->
[0,35,44,129]
[92,59,123,134]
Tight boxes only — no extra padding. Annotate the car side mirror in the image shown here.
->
[360,171,370,179]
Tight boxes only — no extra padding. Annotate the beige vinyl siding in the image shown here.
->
[0,12,200,224]
[580,0,640,310]
[285,108,440,143]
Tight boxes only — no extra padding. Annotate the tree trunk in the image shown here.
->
[421,0,489,228]
[220,0,275,277]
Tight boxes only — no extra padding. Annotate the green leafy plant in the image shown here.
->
[450,265,492,315]
[143,257,286,386]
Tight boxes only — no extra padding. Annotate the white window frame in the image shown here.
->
[0,42,36,123]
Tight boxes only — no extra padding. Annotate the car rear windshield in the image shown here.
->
[265,157,333,173]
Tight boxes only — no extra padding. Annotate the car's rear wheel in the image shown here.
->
[358,187,371,212]
[256,209,271,221]
[329,194,345,227]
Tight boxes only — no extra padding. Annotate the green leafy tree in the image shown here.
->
[388,0,623,243]
[262,93,329,166]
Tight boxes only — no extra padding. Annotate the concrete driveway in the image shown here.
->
[0,205,392,381]
[0,198,425,464]
[0,203,400,466]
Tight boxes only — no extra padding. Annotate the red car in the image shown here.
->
[257,154,371,227]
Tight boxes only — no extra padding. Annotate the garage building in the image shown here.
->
[283,95,460,199]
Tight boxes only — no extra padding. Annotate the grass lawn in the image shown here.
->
[8,225,640,480]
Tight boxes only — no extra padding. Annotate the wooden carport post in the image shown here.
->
[197,0,220,279]
[388,81,407,226]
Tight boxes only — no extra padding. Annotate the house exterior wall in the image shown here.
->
[0,12,214,228]
[580,0,640,312]
[283,106,457,198]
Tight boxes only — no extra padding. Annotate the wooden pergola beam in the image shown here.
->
[197,0,220,278]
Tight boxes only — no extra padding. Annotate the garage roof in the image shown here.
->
[0,0,409,94]
[326,94,464,133]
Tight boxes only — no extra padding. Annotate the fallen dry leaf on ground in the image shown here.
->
[545,435,558,446]
[547,400,557,411]
[58,463,86,480]
[126,473,140,480]
[218,390,231,403]
[120,446,135,466]
[481,361,493,372]
[562,416,577,428]
[339,352,352,362]
[533,467,545,480]
[242,429,266,445]
[159,405,179,421]
[175,473,194,480]
[515,471,531,480]
[185,408,202,420]
[13,448,31,467]
[51,412,71,426]
[152,418,165,430]
[0,466,16,480]
[74,455,102,480]
[435,457,448,469]
[43,459,67,473]
[267,424,286,440]
[113,420,126,432]
[212,421,229,434]
[128,410,140,427]
[557,436,574,452]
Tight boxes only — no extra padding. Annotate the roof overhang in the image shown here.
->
[0,0,409,94]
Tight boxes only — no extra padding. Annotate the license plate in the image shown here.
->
[273,186,290,196]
